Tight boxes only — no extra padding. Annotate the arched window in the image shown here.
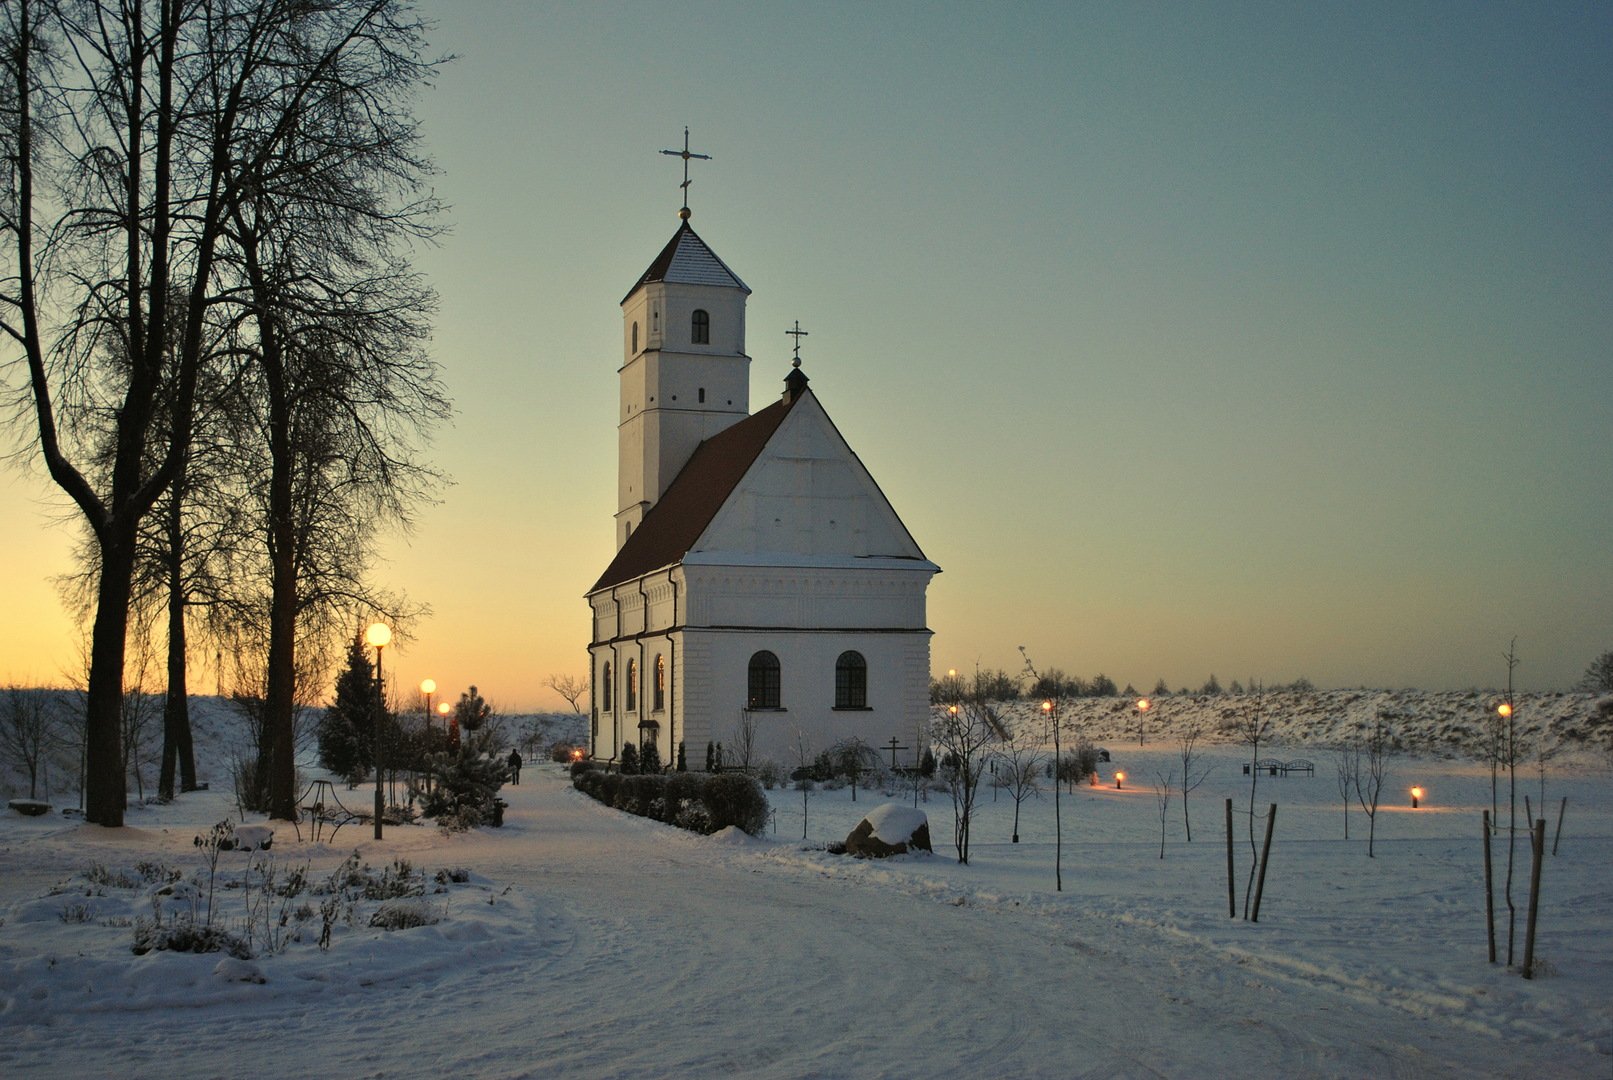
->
[747,651,781,709]
[601,661,613,711]
[835,651,867,709]
[653,654,666,712]
[691,309,710,344]
[631,321,639,354]
[625,658,638,712]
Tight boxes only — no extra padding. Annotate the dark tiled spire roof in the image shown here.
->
[621,221,750,304]
[589,396,795,594]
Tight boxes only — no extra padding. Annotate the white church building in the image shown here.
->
[585,207,939,771]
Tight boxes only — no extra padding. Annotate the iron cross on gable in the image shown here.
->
[660,127,711,219]
[786,320,809,363]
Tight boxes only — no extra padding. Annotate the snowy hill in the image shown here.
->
[982,689,1608,763]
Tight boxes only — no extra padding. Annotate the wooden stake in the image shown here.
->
[1225,798,1236,919]
[1552,796,1567,856]
[1525,794,1532,825]
[1251,803,1277,923]
[1522,818,1545,979]
[1483,810,1496,964]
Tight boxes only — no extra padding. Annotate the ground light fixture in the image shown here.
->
[1115,770,1126,790]
[1411,785,1424,809]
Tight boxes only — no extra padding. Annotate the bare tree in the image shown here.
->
[1237,682,1272,917]
[791,728,814,840]
[1021,646,1069,889]
[1177,725,1212,841]
[934,693,996,865]
[545,674,588,713]
[991,730,1043,843]
[1152,768,1175,859]
[1333,743,1359,839]
[1352,716,1393,858]
[1,0,446,827]
[732,710,761,774]
[0,687,60,799]
[830,736,877,802]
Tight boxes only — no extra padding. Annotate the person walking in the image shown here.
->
[507,748,523,784]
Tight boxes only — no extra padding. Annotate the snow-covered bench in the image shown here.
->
[1284,759,1316,776]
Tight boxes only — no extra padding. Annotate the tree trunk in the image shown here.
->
[85,530,137,827]
[159,476,197,800]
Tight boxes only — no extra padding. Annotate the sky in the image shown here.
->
[2,2,1610,709]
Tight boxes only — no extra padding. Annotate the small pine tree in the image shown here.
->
[715,742,724,773]
[1153,678,1170,697]
[640,740,662,774]
[620,742,639,774]
[454,685,493,732]
[704,741,715,772]
[419,729,510,831]
[677,741,687,771]
[317,633,376,782]
[920,748,937,778]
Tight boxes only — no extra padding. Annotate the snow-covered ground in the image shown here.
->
[3,705,1610,1078]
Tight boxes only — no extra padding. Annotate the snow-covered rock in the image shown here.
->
[844,803,931,857]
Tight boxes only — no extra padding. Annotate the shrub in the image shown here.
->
[703,774,769,836]
[755,759,784,789]
[419,730,509,831]
[570,758,598,779]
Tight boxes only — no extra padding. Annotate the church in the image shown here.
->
[585,190,939,773]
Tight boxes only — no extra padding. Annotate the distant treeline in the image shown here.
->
[929,670,1317,704]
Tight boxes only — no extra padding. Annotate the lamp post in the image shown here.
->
[441,700,457,751]
[1136,697,1151,747]
[1411,785,1424,809]
[420,679,436,793]
[1115,770,1126,790]
[1044,698,1061,892]
[365,622,392,839]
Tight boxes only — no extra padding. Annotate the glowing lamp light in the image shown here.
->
[1136,698,1151,712]
[437,702,451,716]
[1411,785,1424,809]
[1115,770,1126,790]
[570,747,584,762]
[1497,702,1512,719]
[1042,700,1053,713]
[948,704,958,717]
[364,622,392,650]
[420,678,436,695]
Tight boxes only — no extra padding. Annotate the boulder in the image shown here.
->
[844,803,931,858]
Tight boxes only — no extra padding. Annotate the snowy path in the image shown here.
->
[7,765,1604,1079]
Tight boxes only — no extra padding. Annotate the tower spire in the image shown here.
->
[659,127,711,221]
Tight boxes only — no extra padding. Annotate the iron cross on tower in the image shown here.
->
[786,320,809,366]
[660,127,711,220]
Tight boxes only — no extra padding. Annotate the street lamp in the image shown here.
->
[1136,697,1151,747]
[440,699,457,751]
[1044,697,1062,891]
[365,621,392,840]
[420,677,436,746]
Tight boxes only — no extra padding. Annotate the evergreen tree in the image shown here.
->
[419,728,510,830]
[620,742,640,774]
[1153,678,1171,697]
[317,633,376,782]
[677,741,687,771]
[454,685,493,732]
[640,740,662,774]
[705,741,715,772]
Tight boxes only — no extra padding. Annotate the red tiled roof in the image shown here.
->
[588,396,795,594]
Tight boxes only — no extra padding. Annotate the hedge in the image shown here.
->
[572,769,769,837]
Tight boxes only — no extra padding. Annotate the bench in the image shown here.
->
[1284,759,1316,776]
[294,779,360,843]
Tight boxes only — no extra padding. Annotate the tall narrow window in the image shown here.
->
[601,661,613,711]
[632,321,639,354]
[653,654,666,711]
[625,658,638,712]
[747,651,781,709]
[691,309,710,344]
[835,651,867,709]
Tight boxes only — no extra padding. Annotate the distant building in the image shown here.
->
[586,208,938,771]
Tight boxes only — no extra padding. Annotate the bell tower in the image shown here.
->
[616,136,751,550]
